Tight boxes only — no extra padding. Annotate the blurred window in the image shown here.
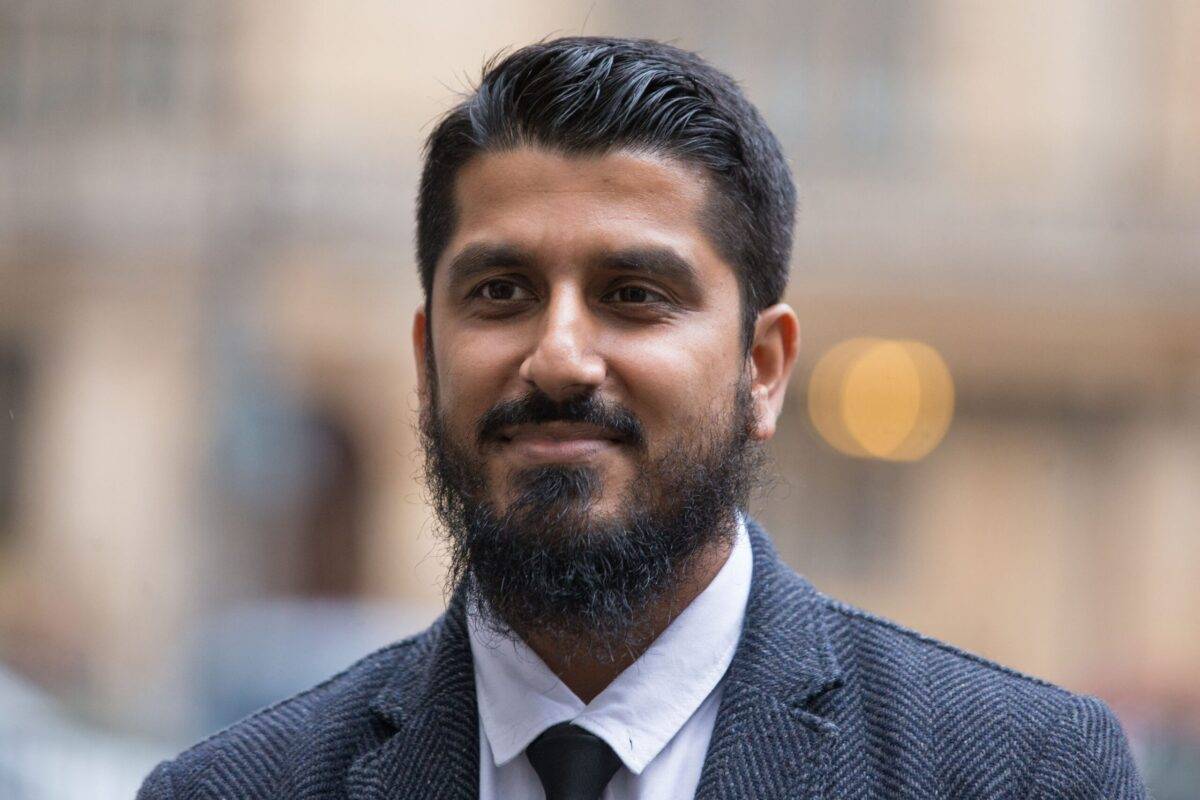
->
[0,342,29,536]
[0,15,20,130]
[115,4,181,118]
[295,406,365,598]
[0,0,195,137]
[682,0,928,170]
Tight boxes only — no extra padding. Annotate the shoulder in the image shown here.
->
[136,631,433,800]
[823,593,1071,701]
[811,594,1145,797]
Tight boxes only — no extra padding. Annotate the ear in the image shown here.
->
[748,303,801,441]
[412,303,429,401]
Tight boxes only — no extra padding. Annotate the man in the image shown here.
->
[138,37,1146,799]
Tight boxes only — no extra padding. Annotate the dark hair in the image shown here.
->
[416,36,796,348]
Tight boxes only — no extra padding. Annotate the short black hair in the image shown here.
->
[416,36,796,348]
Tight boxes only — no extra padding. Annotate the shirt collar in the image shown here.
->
[468,513,753,775]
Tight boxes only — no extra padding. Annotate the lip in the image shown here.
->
[496,422,624,463]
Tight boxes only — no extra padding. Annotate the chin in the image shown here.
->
[496,460,624,502]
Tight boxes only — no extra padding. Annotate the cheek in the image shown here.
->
[613,332,743,434]
[433,330,520,428]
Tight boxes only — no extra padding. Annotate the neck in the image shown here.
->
[523,533,735,704]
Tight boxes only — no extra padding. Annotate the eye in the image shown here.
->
[473,279,533,302]
[605,284,667,304]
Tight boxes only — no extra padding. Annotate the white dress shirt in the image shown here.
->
[467,515,753,800]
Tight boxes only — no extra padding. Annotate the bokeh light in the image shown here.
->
[808,337,955,462]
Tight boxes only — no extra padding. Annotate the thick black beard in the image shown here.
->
[418,354,764,664]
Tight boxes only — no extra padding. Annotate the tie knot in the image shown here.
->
[526,722,622,800]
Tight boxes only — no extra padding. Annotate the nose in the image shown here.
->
[518,285,606,400]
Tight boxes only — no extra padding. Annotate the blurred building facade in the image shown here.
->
[1,0,1197,792]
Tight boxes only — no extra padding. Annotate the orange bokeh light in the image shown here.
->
[808,338,955,461]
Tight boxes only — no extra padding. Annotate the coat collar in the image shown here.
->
[694,516,844,799]
[350,516,843,800]
[724,516,842,702]
[347,584,480,800]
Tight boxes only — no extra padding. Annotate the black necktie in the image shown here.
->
[526,722,622,800]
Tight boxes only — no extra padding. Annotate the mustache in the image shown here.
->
[476,390,645,448]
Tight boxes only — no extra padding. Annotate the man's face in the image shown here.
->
[413,146,793,653]
[417,147,750,517]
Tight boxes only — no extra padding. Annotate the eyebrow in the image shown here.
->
[444,243,536,288]
[595,246,703,298]
[443,241,704,298]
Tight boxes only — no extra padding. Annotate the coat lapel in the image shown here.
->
[694,518,844,800]
[344,518,840,800]
[346,586,479,800]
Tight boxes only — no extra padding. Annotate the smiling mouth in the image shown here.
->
[496,422,627,462]
[498,422,625,444]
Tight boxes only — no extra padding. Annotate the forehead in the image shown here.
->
[439,146,723,277]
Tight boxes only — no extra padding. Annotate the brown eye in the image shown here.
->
[608,285,664,304]
[477,280,531,301]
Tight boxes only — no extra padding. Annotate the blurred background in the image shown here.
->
[1,0,1198,797]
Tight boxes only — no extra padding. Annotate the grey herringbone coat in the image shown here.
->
[137,520,1146,799]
